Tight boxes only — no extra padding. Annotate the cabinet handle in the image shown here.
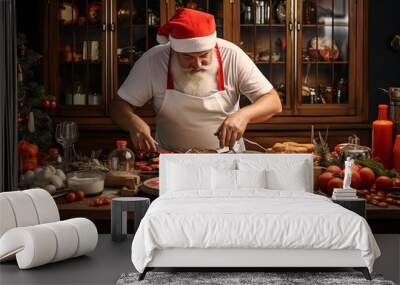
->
[289,21,293,31]
[102,23,107,32]
[111,23,115,32]
[296,22,301,31]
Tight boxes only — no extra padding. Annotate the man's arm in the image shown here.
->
[216,89,282,148]
[110,97,157,152]
[239,88,282,123]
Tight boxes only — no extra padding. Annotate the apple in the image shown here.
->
[76,191,85,201]
[66,191,77,202]
[359,167,376,189]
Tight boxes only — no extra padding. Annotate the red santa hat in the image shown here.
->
[156,8,217,53]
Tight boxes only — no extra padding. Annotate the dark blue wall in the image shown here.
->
[368,0,400,121]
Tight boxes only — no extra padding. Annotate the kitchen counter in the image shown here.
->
[55,189,400,234]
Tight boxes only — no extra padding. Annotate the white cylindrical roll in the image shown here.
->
[0,226,57,269]
[65,218,98,257]
[42,221,79,263]
[0,195,17,238]
[1,191,39,227]
[24,188,60,223]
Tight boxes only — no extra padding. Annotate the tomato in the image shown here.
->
[372,195,384,202]
[385,197,394,204]
[48,147,59,155]
[369,199,379,205]
[150,164,159,170]
[140,165,153,171]
[318,172,334,192]
[151,157,159,164]
[101,197,111,205]
[359,167,376,190]
[66,192,77,203]
[326,165,342,175]
[375,176,394,193]
[23,158,38,171]
[326,177,343,196]
[377,202,388,208]
[376,191,386,197]
[76,191,85,201]
[93,197,110,206]
[350,171,361,189]
[135,151,145,159]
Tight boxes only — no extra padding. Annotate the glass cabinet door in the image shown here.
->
[57,0,106,115]
[175,1,224,37]
[297,0,354,115]
[238,0,291,111]
[114,0,161,116]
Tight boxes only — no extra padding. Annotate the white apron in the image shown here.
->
[155,45,245,152]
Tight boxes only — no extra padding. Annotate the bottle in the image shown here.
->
[108,140,135,172]
[393,135,400,173]
[335,78,346,104]
[372,105,393,169]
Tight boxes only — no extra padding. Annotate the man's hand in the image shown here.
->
[129,123,158,153]
[215,110,250,149]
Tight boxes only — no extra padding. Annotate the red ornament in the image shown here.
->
[17,100,24,108]
[87,3,101,24]
[186,1,198,9]
[41,99,51,110]
[50,100,57,109]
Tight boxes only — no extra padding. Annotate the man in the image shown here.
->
[110,8,282,152]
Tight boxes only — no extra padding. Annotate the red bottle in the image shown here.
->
[372,105,393,169]
[394,135,400,173]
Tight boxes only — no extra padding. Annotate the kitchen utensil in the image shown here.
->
[243,137,269,152]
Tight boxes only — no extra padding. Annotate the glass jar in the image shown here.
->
[108,140,135,171]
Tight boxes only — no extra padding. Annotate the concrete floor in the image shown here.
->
[0,235,134,285]
[1,234,398,285]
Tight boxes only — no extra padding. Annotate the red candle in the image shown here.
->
[372,105,393,169]
[394,135,400,173]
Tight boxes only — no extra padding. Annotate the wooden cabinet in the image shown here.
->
[45,0,369,151]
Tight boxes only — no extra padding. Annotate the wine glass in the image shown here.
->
[55,121,79,171]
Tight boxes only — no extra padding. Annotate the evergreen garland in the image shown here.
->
[17,33,54,152]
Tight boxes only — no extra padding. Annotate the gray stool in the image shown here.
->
[111,197,150,242]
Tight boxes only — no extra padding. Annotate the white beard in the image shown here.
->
[170,50,219,97]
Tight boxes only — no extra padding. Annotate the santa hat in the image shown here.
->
[156,8,217,53]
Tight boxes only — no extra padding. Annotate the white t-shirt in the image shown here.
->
[118,38,274,113]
